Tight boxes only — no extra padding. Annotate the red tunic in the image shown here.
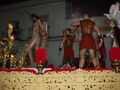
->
[80,20,96,50]
[64,35,74,59]
[80,35,96,50]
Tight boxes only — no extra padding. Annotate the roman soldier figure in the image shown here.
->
[59,28,75,68]
[71,13,102,68]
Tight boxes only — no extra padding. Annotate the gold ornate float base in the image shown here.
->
[0,69,120,90]
[112,61,120,73]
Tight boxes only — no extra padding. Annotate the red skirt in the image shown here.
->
[80,35,96,50]
[64,46,74,59]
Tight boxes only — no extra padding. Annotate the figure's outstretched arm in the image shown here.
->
[98,38,103,49]
[38,20,47,34]
[106,32,113,37]
[38,20,44,30]
[94,25,101,36]
[70,22,80,27]
[59,36,66,51]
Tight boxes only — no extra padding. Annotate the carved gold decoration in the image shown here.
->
[17,44,29,69]
[0,24,28,69]
[36,62,44,74]
[0,69,120,90]
[112,61,120,73]
[0,24,15,69]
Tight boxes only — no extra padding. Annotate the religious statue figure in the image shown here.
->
[27,14,48,66]
[70,13,102,68]
[104,2,120,47]
[59,28,75,68]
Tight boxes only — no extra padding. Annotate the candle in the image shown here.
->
[10,35,15,40]
[8,24,13,29]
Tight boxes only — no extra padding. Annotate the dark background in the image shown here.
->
[0,0,28,6]
[66,0,120,18]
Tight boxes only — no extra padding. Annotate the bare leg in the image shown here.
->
[27,41,36,66]
[89,49,98,68]
[79,57,85,68]
[28,48,35,65]
[79,49,87,68]
[92,57,98,68]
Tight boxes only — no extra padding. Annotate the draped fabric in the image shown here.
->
[44,68,112,73]
[110,47,120,61]
[0,69,36,74]
[98,38,107,68]
[64,35,74,59]
[35,48,46,63]
[80,35,96,50]
[64,46,74,59]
